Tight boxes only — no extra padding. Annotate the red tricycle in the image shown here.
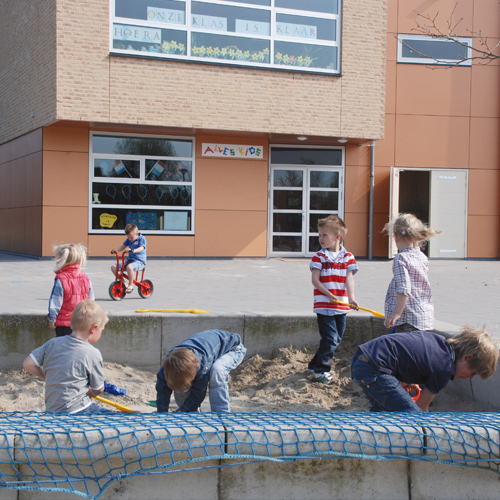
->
[109,251,154,301]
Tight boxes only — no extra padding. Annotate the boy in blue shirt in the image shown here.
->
[156,330,246,413]
[111,223,147,293]
[351,328,499,412]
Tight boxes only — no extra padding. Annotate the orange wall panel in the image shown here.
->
[26,152,43,206]
[385,62,397,115]
[467,215,500,258]
[195,210,267,257]
[345,165,370,214]
[42,151,89,206]
[25,206,42,255]
[373,166,391,215]
[376,115,396,167]
[43,124,89,152]
[42,207,89,256]
[343,212,368,258]
[471,65,500,118]
[196,157,268,211]
[395,65,471,117]
[473,0,500,37]
[11,157,26,208]
[88,234,196,258]
[468,169,500,216]
[394,115,470,168]
[396,0,473,36]
[469,118,500,170]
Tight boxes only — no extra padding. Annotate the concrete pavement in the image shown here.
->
[2,252,500,337]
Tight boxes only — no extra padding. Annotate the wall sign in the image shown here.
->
[202,143,263,159]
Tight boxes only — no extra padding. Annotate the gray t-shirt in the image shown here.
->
[30,335,104,413]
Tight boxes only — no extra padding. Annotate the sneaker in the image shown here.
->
[310,372,334,384]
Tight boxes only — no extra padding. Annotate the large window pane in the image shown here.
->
[310,171,338,188]
[275,0,338,15]
[309,212,334,232]
[113,24,187,55]
[271,148,342,165]
[92,183,191,206]
[191,33,269,62]
[273,235,302,252]
[94,159,140,178]
[115,0,186,22]
[111,0,341,75]
[93,136,192,157]
[273,190,302,210]
[276,14,336,42]
[309,191,338,210]
[145,160,192,181]
[275,40,337,70]
[273,213,302,232]
[273,169,303,187]
[92,207,192,231]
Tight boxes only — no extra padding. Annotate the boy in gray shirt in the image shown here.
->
[23,300,111,413]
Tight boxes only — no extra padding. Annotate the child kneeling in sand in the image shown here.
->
[23,300,112,413]
[351,327,499,412]
[156,330,246,413]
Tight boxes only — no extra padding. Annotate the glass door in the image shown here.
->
[269,147,344,257]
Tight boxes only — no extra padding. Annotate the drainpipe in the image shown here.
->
[368,141,375,260]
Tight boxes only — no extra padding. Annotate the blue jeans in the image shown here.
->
[308,313,346,373]
[350,350,422,412]
[174,344,247,412]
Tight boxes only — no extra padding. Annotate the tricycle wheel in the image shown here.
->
[109,281,126,301]
[138,279,154,299]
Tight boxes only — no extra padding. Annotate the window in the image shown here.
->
[111,0,341,74]
[90,133,195,234]
[397,34,472,66]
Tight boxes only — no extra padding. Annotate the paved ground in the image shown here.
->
[2,252,499,337]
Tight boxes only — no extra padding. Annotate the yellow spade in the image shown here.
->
[331,298,385,318]
[136,309,210,314]
[92,395,135,413]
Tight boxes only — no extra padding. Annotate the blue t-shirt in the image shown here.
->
[359,331,455,395]
[124,233,147,265]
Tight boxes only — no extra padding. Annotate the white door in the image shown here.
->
[429,170,468,258]
[269,166,344,257]
[389,167,401,258]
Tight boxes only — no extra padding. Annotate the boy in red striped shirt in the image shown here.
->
[308,215,359,384]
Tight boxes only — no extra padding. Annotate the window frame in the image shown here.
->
[89,131,196,235]
[110,0,342,75]
[397,34,473,66]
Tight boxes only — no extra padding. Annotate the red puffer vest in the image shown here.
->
[55,264,91,327]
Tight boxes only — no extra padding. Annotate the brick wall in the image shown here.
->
[1,0,387,144]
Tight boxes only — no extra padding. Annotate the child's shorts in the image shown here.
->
[121,259,145,272]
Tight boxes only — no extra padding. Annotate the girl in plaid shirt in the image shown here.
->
[384,214,441,332]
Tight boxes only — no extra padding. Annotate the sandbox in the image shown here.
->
[0,313,499,499]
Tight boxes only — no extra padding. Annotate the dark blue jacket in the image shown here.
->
[156,330,242,412]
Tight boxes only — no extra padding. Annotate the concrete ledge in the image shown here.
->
[1,412,499,500]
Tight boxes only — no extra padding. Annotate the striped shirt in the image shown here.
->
[310,246,358,315]
[384,247,433,330]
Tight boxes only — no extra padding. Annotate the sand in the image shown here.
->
[0,341,478,414]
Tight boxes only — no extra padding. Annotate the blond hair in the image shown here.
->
[447,327,499,379]
[71,299,108,331]
[164,348,199,392]
[54,243,88,271]
[318,215,348,240]
[124,224,138,235]
[383,213,441,248]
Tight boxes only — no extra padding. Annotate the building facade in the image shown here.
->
[0,0,498,259]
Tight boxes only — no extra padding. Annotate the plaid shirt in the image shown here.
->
[384,247,433,330]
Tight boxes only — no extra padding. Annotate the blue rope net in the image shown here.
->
[0,411,498,499]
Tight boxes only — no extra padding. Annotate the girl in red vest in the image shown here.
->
[48,243,94,337]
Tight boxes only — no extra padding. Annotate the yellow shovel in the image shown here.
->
[92,395,135,413]
[136,309,210,314]
[331,298,385,318]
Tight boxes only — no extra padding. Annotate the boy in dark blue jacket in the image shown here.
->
[351,328,498,412]
[156,330,246,412]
